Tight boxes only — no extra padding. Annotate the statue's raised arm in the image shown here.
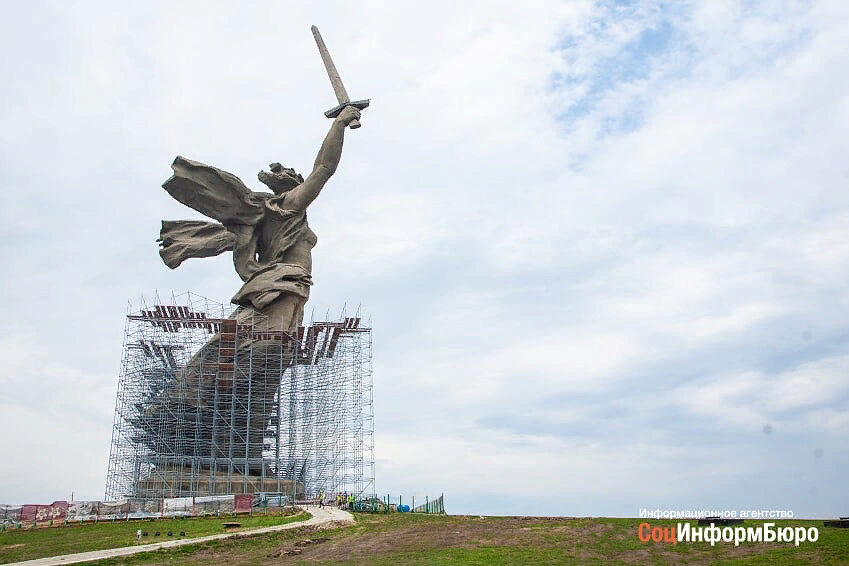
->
[283,106,361,212]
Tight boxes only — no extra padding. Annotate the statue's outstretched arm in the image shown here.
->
[284,106,361,211]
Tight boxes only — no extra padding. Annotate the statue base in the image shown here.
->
[134,468,304,499]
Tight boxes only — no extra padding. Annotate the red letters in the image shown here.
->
[638,523,676,544]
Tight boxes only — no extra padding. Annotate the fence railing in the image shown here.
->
[353,493,444,514]
[412,494,445,514]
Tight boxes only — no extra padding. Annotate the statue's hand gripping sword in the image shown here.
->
[311,25,370,129]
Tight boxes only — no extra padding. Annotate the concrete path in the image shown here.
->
[7,506,353,566]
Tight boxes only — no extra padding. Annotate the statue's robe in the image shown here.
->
[158,156,313,311]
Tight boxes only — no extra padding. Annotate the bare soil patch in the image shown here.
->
[260,516,787,565]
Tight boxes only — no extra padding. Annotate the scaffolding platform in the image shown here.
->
[105,291,374,502]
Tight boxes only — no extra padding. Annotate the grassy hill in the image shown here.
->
[86,513,848,565]
[3,512,848,565]
[0,511,308,564]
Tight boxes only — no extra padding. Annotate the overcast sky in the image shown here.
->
[1,0,848,518]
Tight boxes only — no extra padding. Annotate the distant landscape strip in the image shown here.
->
[0,495,254,526]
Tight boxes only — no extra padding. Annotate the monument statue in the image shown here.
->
[131,27,369,492]
[157,103,361,335]
[159,24,369,337]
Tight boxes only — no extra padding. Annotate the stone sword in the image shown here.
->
[311,25,370,129]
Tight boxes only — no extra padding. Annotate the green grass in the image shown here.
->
[5,513,849,565]
[0,510,309,564]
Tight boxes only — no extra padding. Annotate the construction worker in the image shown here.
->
[318,490,325,508]
[348,492,355,511]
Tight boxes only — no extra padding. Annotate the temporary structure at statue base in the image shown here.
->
[105,292,374,503]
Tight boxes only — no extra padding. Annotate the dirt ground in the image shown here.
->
[237,515,787,565]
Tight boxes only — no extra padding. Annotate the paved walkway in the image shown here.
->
[8,506,353,566]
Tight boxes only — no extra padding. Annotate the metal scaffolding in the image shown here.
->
[105,291,374,502]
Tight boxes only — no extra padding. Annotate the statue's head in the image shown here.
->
[258,163,304,194]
